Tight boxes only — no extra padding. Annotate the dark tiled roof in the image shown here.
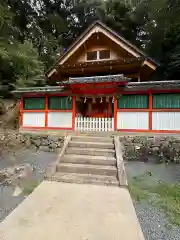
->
[125,80,180,91]
[12,86,65,95]
[58,74,130,85]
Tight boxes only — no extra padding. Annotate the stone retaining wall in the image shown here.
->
[0,132,64,152]
[120,136,180,163]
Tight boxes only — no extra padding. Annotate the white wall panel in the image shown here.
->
[23,112,45,127]
[48,112,72,128]
[117,112,149,130]
[152,112,180,130]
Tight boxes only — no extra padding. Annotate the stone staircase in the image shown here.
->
[51,135,119,186]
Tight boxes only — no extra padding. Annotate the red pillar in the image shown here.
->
[72,96,76,130]
[149,92,152,131]
[45,95,48,128]
[114,97,117,131]
[19,98,23,127]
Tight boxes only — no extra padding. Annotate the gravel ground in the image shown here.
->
[134,201,180,240]
[125,162,180,240]
[0,149,57,222]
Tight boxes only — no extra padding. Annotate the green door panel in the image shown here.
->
[48,96,72,110]
[118,94,148,108]
[153,93,180,108]
[23,97,45,110]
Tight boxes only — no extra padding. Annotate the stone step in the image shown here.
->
[71,136,113,143]
[50,173,119,186]
[73,132,115,137]
[69,141,114,149]
[66,147,115,157]
[57,163,117,176]
[61,154,116,166]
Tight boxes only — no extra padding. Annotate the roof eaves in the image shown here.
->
[127,80,180,86]
[12,86,65,95]
[57,74,131,85]
[126,80,180,91]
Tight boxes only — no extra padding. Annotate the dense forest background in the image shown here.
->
[1,0,180,94]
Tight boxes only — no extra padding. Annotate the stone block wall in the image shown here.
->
[120,136,180,163]
[0,132,64,152]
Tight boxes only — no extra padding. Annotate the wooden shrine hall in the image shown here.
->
[13,21,180,133]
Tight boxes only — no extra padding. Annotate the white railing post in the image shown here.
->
[90,117,92,131]
[112,118,114,131]
[104,118,107,131]
[84,117,86,131]
[77,116,79,131]
[97,118,100,131]
[75,117,77,131]
[92,117,95,131]
[78,116,80,131]
[87,117,89,131]
[78,117,80,131]
[80,117,83,131]
[102,118,104,131]
[107,118,111,131]
[94,118,96,131]
[98,118,101,131]
[83,117,86,131]
[86,117,88,131]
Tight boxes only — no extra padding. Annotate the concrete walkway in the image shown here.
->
[0,181,144,240]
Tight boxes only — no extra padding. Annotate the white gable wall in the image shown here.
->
[77,46,118,62]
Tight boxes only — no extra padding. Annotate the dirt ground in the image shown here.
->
[0,148,57,222]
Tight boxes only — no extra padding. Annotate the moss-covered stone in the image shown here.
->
[0,132,64,153]
[120,136,180,163]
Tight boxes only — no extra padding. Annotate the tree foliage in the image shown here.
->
[0,1,44,93]
[0,0,180,93]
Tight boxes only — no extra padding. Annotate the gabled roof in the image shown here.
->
[46,21,159,78]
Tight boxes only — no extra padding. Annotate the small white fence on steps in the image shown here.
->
[75,117,114,132]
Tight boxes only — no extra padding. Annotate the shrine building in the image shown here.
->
[14,21,180,133]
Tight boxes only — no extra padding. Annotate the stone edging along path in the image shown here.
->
[45,135,71,179]
[114,136,128,187]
